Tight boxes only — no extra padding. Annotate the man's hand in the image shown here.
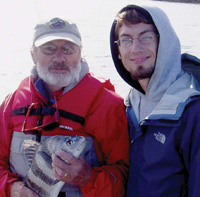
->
[52,150,92,186]
[11,181,39,197]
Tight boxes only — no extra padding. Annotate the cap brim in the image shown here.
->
[34,32,81,47]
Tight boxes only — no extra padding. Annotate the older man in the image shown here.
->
[0,17,129,197]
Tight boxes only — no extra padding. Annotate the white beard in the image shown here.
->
[36,61,81,88]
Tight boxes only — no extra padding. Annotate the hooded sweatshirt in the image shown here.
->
[110,4,199,122]
[110,4,200,197]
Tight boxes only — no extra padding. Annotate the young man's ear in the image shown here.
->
[118,54,121,59]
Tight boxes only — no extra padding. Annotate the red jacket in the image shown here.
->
[0,73,129,196]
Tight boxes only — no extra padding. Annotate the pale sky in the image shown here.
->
[0,0,200,101]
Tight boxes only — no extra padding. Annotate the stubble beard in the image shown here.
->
[130,64,155,81]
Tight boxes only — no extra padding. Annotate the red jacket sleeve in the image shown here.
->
[80,89,129,197]
[0,93,19,197]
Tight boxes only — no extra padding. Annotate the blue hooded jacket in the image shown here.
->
[110,4,200,197]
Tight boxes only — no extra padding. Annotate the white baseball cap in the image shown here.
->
[33,17,81,47]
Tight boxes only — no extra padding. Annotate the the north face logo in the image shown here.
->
[154,132,166,144]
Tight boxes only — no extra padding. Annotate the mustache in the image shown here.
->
[49,62,71,71]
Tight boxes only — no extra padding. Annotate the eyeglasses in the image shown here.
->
[21,101,59,134]
[40,42,79,55]
[114,32,159,48]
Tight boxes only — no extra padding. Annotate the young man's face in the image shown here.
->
[118,22,159,81]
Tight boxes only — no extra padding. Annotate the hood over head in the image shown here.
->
[110,4,183,99]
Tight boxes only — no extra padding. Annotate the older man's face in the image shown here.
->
[32,40,81,88]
